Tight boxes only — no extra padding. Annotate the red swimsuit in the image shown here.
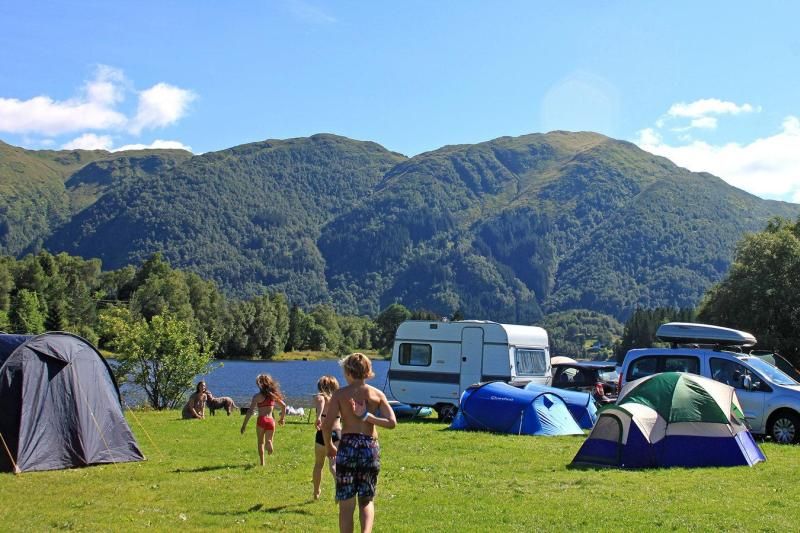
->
[256,397,276,431]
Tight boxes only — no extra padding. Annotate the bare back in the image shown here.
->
[334,383,392,437]
[314,393,342,431]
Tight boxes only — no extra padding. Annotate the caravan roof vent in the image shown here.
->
[656,322,756,347]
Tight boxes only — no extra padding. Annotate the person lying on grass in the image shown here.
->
[323,353,397,533]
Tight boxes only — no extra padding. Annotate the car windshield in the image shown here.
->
[739,356,798,386]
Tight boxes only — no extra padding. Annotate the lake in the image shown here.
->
[120,359,391,409]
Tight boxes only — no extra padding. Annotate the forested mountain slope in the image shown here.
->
[0,140,190,255]
[45,134,406,303]
[1,132,797,321]
[320,132,800,320]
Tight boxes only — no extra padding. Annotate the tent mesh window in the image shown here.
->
[592,414,623,442]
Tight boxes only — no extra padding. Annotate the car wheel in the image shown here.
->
[436,404,458,422]
[768,411,800,444]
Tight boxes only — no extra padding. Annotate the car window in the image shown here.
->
[742,357,797,386]
[663,356,700,374]
[627,355,700,382]
[628,357,658,381]
[554,367,577,385]
[710,358,749,389]
[571,369,591,386]
[598,368,619,382]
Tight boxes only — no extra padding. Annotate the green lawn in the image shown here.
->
[2,411,799,531]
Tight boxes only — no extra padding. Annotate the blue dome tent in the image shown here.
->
[0,332,144,473]
[523,383,598,429]
[450,381,583,436]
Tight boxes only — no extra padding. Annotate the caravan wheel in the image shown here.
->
[436,404,458,422]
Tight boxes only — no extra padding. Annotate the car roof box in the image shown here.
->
[656,322,756,347]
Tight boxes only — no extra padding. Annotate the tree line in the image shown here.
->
[615,216,800,367]
[0,251,420,358]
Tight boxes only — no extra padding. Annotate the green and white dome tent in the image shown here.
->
[572,372,765,468]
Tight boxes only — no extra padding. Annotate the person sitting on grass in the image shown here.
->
[323,353,397,533]
[181,381,207,419]
[241,374,287,466]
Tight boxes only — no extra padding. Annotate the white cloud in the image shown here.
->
[0,66,194,139]
[114,139,192,152]
[0,94,127,136]
[657,98,760,132]
[667,98,758,119]
[62,133,114,150]
[690,116,717,129]
[61,134,192,153]
[129,83,196,135]
[635,116,800,202]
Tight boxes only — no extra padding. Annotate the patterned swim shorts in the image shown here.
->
[335,433,381,501]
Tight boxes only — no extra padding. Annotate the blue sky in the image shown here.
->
[2,1,799,202]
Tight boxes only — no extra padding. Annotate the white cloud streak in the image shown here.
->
[61,133,114,150]
[667,98,758,119]
[113,139,192,152]
[61,133,192,153]
[636,116,800,202]
[657,98,760,132]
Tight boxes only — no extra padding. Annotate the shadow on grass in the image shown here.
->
[398,417,447,425]
[172,463,254,473]
[207,501,314,517]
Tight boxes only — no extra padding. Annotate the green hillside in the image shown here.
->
[45,134,406,304]
[1,132,798,321]
[319,132,800,320]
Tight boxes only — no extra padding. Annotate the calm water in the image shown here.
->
[119,359,391,409]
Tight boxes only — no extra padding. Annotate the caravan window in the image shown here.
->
[515,348,547,376]
[399,343,432,366]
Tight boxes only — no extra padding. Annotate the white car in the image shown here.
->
[619,323,800,444]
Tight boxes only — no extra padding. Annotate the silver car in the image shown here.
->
[620,347,800,443]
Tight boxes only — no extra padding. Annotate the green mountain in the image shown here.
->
[45,134,405,304]
[0,140,190,255]
[319,132,800,320]
[1,132,797,321]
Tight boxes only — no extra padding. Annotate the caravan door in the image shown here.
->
[460,327,484,391]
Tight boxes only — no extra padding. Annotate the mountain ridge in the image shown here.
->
[1,131,797,322]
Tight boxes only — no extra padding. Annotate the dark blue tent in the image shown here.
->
[450,381,583,436]
[0,332,144,473]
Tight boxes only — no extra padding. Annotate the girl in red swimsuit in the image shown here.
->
[241,374,286,466]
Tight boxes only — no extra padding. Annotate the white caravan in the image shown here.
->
[388,320,551,420]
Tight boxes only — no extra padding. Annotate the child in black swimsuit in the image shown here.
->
[312,375,341,500]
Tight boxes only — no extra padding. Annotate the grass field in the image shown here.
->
[2,410,800,532]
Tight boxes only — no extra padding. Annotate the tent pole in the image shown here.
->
[0,430,20,475]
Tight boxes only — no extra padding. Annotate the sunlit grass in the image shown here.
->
[1,410,799,531]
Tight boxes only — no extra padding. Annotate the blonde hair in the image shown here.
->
[340,353,374,380]
[317,375,340,398]
[256,374,283,401]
